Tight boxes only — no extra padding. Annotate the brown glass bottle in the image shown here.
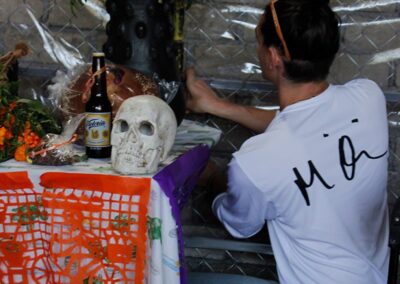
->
[85,52,112,158]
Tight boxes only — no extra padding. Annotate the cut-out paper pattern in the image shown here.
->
[0,171,150,284]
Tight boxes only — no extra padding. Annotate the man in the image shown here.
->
[185,0,389,283]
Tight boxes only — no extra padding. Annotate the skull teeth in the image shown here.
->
[117,151,143,162]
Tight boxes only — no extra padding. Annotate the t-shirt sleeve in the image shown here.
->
[212,157,276,238]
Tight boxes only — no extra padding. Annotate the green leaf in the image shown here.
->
[39,214,48,221]
[19,205,27,213]
[29,205,38,212]
[17,99,47,115]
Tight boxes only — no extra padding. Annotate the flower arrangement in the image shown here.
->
[0,43,61,162]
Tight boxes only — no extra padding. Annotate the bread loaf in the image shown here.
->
[65,64,159,117]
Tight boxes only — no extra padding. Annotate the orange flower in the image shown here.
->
[9,102,17,111]
[3,114,15,128]
[8,114,15,126]
[0,127,6,146]
[14,145,27,161]
[24,132,41,148]
[5,129,12,140]
[20,120,41,149]
[14,119,41,162]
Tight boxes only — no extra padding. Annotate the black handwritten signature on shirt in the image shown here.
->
[293,135,387,206]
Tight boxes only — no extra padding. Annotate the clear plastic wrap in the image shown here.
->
[24,5,180,117]
[28,114,86,165]
[47,63,160,118]
[26,8,85,71]
[22,4,184,147]
[153,73,180,104]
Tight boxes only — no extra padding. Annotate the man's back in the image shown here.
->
[215,79,389,284]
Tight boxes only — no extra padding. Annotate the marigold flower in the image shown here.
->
[0,108,5,118]
[0,127,6,146]
[8,114,15,126]
[5,129,12,140]
[24,132,41,148]
[14,145,27,162]
[9,102,17,111]
[0,79,60,163]
[3,114,15,128]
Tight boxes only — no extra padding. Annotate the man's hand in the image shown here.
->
[185,68,222,114]
[185,67,276,133]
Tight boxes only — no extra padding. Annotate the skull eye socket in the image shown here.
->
[119,120,129,132]
[139,121,154,136]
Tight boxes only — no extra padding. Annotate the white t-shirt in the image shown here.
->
[213,79,389,284]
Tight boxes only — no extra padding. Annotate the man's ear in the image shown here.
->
[268,46,284,69]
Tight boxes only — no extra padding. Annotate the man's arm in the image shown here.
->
[212,157,276,238]
[185,68,277,133]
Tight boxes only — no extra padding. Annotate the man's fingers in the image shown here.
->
[185,68,196,83]
[184,68,196,100]
[82,93,89,103]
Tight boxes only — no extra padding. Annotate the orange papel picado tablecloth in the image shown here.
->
[0,171,150,284]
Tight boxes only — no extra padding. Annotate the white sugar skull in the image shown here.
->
[111,95,177,175]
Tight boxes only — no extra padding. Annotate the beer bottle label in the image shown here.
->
[85,112,111,147]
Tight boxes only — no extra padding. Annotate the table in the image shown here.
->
[0,143,210,284]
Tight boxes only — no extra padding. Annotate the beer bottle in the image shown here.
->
[85,52,112,158]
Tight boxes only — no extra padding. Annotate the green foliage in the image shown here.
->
[83,277,103,284]
[111,214,136,229]
[11,199,48,230]
[16,98,61,136]
[0,77,62,162]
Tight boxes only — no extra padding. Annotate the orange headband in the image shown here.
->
[270,0,291,60]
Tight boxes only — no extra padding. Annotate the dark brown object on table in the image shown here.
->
[62,64,160,142]
[66,64,160,117]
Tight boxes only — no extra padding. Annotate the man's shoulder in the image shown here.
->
[344,78,379,88]
[234,126,290,161]
[343,79,384,98]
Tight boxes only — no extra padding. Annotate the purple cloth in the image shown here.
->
[154,144,210,284]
